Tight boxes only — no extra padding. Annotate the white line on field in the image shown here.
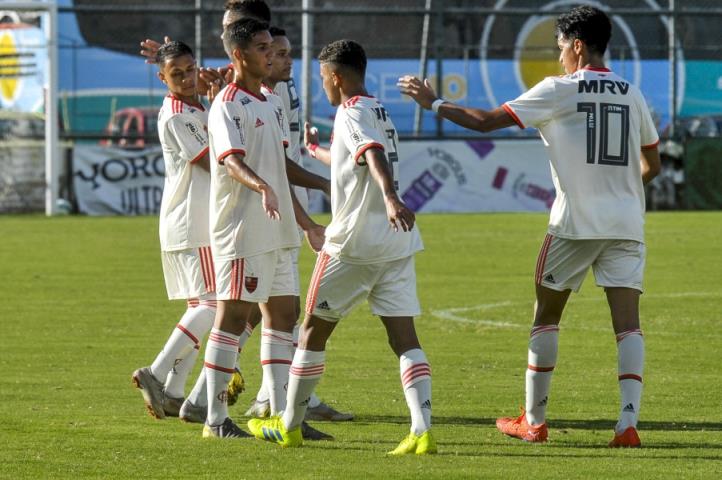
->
[430,291,721,328]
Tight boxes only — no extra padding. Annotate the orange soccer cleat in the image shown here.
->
[496,409,548,443]
[608,427,641,448]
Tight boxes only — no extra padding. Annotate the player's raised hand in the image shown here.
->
[258,184,281,220]
[304,223,326,253]
[397,75,437,110]
[199,68,225,100]
[140,36,171,64]
[384,195,415,232]
[304,121,319,147]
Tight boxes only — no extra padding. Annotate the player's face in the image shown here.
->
[320,62,341,106]
[237,31,274,79]
[558,35,580,74]
[159,54,197,98]
[269,35,293,83]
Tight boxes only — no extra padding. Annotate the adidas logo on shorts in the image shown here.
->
[544,273,556,284]
[317,300,330,310]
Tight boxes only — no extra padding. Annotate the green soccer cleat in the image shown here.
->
[226,368,245,406]
[387,430,438,456]
[247,416,303,448]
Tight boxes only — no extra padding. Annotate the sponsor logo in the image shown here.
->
[255,117,264,128]
[275,108,285,128]
[421,399,432,409]
[538,396,548,407]
[623,403,635,412]
[233,116,242,130]
[300,397,310,407]
[244,276,258,293]
[544,273,555,284]
[316,300,330,310]
[240,96,252,106]
[185,122,198,134]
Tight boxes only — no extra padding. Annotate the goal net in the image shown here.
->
[0,2,58,214]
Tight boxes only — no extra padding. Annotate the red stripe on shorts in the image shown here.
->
[535,234,553,285]
[305,251,330,316]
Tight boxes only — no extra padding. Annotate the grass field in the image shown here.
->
[1,212,721,479]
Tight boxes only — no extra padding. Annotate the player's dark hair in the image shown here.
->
[224,0,271,22]
[269,26,286,37]
[222,17,269,57]
[156,40,194,67]
[555,5,611,56]
[318,40,367,78]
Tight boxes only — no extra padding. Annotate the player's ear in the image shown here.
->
[157,71,166,84]
[232,46,243,64]
[573,38,584,55]
[331,70,342,88]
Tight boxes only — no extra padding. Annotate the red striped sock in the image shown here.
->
[526,324,559,426]
[400,349,432,436]
[283,349,325,430]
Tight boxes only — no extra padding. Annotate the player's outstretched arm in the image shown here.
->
[224,154,280,220]
[289,187,325,252]
[304,122,331,166]
[139,36,171,64]
[397,76,516,133]
[364,148,415,232]
[640,147,661,185]
[285,157,331,196]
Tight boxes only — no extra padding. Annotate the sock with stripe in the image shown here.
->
[236,321,256,370]
[260,328,294,414]
[150,301,215,383]
[282,349,325,430]
[164,345,199,399]
[525,324,559,426]
[399,349,432,435]
[186,366,207,407]
[615,329,644,433]
[293,324,322,409]
[204,328,240,426]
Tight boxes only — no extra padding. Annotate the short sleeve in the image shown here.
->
[210,101,247,165]
[503,76,557,129]
[166,114,208,164]
[638,97,659,149]
[341,105,386,165]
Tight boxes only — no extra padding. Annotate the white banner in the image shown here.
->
[72,140,553,215]
[72,145,165,215]
[398,139,554,212]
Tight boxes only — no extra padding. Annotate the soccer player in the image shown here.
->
[398,5,661,447]
[131,41,215,422]
[248,40,436,456]
[201,17,326,439]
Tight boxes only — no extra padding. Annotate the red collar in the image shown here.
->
[167,94,205,111]
[232,83,267,102]
[581,66,611,72]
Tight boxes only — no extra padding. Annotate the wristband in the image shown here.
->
[431,98,447,113]
[307,143,319,158]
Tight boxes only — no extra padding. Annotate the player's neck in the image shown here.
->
[233,70,264,96]
[171,91,201,108]
[340,85,368,103]
[579,55,606,71]
[264,78,278,90]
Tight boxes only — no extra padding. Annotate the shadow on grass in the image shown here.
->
[353,415,722,432]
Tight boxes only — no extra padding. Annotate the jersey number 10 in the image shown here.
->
[577,102,630,167]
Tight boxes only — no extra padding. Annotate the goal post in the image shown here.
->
[0,1,58,215]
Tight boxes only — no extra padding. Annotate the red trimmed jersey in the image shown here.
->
[207,83,299,261]
[158,94,211,251]
[504,67,659,243]
[325,95,423,264]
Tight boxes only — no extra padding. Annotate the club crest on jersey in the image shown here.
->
[244,276,258,293]
[255,118,264,128]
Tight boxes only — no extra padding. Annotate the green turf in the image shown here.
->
[1,212,720,479]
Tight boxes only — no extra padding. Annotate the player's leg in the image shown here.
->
[132,249,215,419]
[595,240,645,447]
[497,235,593,442]
[258,294,297,415]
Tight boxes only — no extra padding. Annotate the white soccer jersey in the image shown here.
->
[208,83,300,261]
[157,95,210,251]
[325,95,423,264]
[504,67,659,243]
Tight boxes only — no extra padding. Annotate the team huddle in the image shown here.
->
[132,1,661,454]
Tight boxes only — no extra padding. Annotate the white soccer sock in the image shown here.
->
[235,321,256,370]
[204,328,240,426]
[293,324,322,409]
[615,329,644,433]
[164,345,199,398]
[260,328,294,414]
[150,302,215,381]
[282,349,325,430]
[186,366,207,407]
[400,348,432,436]
[525,325,559,426]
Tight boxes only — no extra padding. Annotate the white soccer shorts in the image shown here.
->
[161,246,216,300]
[305,252,421,322]
[215,248,298,302]
[535,234,645,293]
